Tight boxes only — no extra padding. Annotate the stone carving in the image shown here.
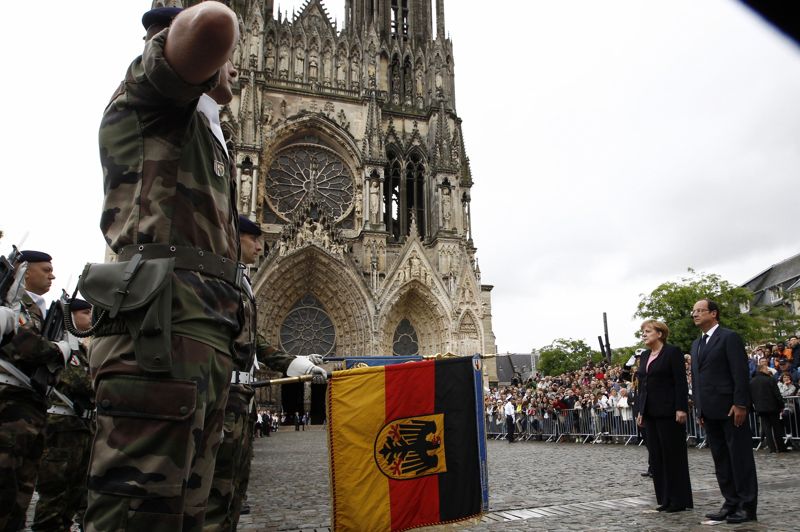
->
[280,100,287,119]
[369,180,380,224]
[440,185,451,230]
[322,47,333,86]
[336,55,347,88]
[391,65,400,105]
[350,56,360,89]
[337,109,350,131]
[323,101,334,118]
[265,37,276,75]
[278,215,346,259]
[262,99,274,125]
[279,46,289,79]
[294,49,305,81]
[368,55,377,88]
[240,168,253,212]
[309,49,319,81]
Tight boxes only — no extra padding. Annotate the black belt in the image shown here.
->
[118,244,242,287]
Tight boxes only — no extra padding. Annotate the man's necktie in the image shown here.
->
[698,333,709,363]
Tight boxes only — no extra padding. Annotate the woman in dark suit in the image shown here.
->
[636,319,693,512]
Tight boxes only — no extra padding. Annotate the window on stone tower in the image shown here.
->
[385,149,402,241]
[406,151,426,239]
[391,0,409,38]
[393,318,419,356]
[279,294,336,357]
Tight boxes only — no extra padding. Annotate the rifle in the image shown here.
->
[42,290,68,342]
[0,245,23,303]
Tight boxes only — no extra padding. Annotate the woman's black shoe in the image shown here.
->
[665,506,687,513]
[655,505,668,512]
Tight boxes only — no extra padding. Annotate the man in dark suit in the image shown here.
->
[690,299,758,523]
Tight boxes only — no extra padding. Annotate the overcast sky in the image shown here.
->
[1,1,798,354]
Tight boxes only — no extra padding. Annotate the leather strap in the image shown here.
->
[118,244,242,287]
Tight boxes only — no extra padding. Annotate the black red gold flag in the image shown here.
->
[327,356,488,531]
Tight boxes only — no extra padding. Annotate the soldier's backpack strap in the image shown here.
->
[78,257,174,374]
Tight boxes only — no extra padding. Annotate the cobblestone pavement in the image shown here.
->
[24,427,800,531]
[238,427,799,532]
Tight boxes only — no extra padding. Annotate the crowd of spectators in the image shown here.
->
[485,361,638,440]
[485,333,800,444]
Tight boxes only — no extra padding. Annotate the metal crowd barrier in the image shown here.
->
[484,396,800,449]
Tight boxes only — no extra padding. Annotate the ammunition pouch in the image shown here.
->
[79,256,175,374]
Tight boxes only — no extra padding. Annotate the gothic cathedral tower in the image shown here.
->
[183,0,496,362]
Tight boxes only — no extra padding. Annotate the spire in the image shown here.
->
[435,0,445,40]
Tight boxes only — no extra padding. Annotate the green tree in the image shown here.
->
[635,268,760,353]
[537,338,601,376]
[612,344,642,367]
[749,300,800,344]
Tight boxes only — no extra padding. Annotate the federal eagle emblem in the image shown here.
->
[374,414,447,480]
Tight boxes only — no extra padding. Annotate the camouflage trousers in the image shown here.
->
[204,384,254,531]
[32,416,93,531]
[0,385,47,532]
[84,334,233,532]
[230,403,258,529]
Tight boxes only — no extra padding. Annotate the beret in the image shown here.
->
[238,215,263,236]
[70,298,92,311]
[142,7,183,30]
[19,250,52,263]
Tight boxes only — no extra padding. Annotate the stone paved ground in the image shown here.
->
[24,426,800,531]
[238,427,799,532]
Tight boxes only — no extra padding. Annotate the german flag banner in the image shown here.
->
[327,355,489,531]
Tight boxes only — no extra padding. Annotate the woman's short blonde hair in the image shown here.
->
[640,319,669,343]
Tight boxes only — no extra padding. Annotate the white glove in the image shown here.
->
[286,355,315,377]
[307,353,325,365]
[286,356,328,384]
[0,306,19,337]
[308,365,328,385]
[3,262,28,307]
[55,333,80,365]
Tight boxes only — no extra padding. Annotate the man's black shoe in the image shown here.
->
[655,505,668,512]
[665,506,687,513]
[640,471,652,477]
[240,503,251,515]
[705,506,734,521]
[726,509,756,524]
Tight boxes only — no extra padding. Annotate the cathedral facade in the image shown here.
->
[184,0,496,365]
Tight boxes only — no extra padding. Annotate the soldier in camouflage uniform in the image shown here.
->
[85,3,243,531]
[32,299,95,531]
[0,251,73,531]
[204,215,327,531]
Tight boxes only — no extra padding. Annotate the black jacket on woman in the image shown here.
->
[750,371,784,414]
[636,344,689,418]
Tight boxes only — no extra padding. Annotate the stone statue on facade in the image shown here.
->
[440,186,451,230]
[265,38,276,75]
[369,180,380,224]
[295,49,305,81]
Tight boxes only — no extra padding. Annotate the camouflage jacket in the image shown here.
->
[98,28,241,354]
[0,293,64,403]
[0,293,63,377]
[48,344,94,431]
[233,275,293,373]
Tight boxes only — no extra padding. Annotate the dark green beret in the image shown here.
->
[70,298,92,311]
[20,250,52,263]
[238,215,263,236]
[142,7,183,30]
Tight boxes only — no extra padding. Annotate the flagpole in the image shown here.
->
[250,354,497,387]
